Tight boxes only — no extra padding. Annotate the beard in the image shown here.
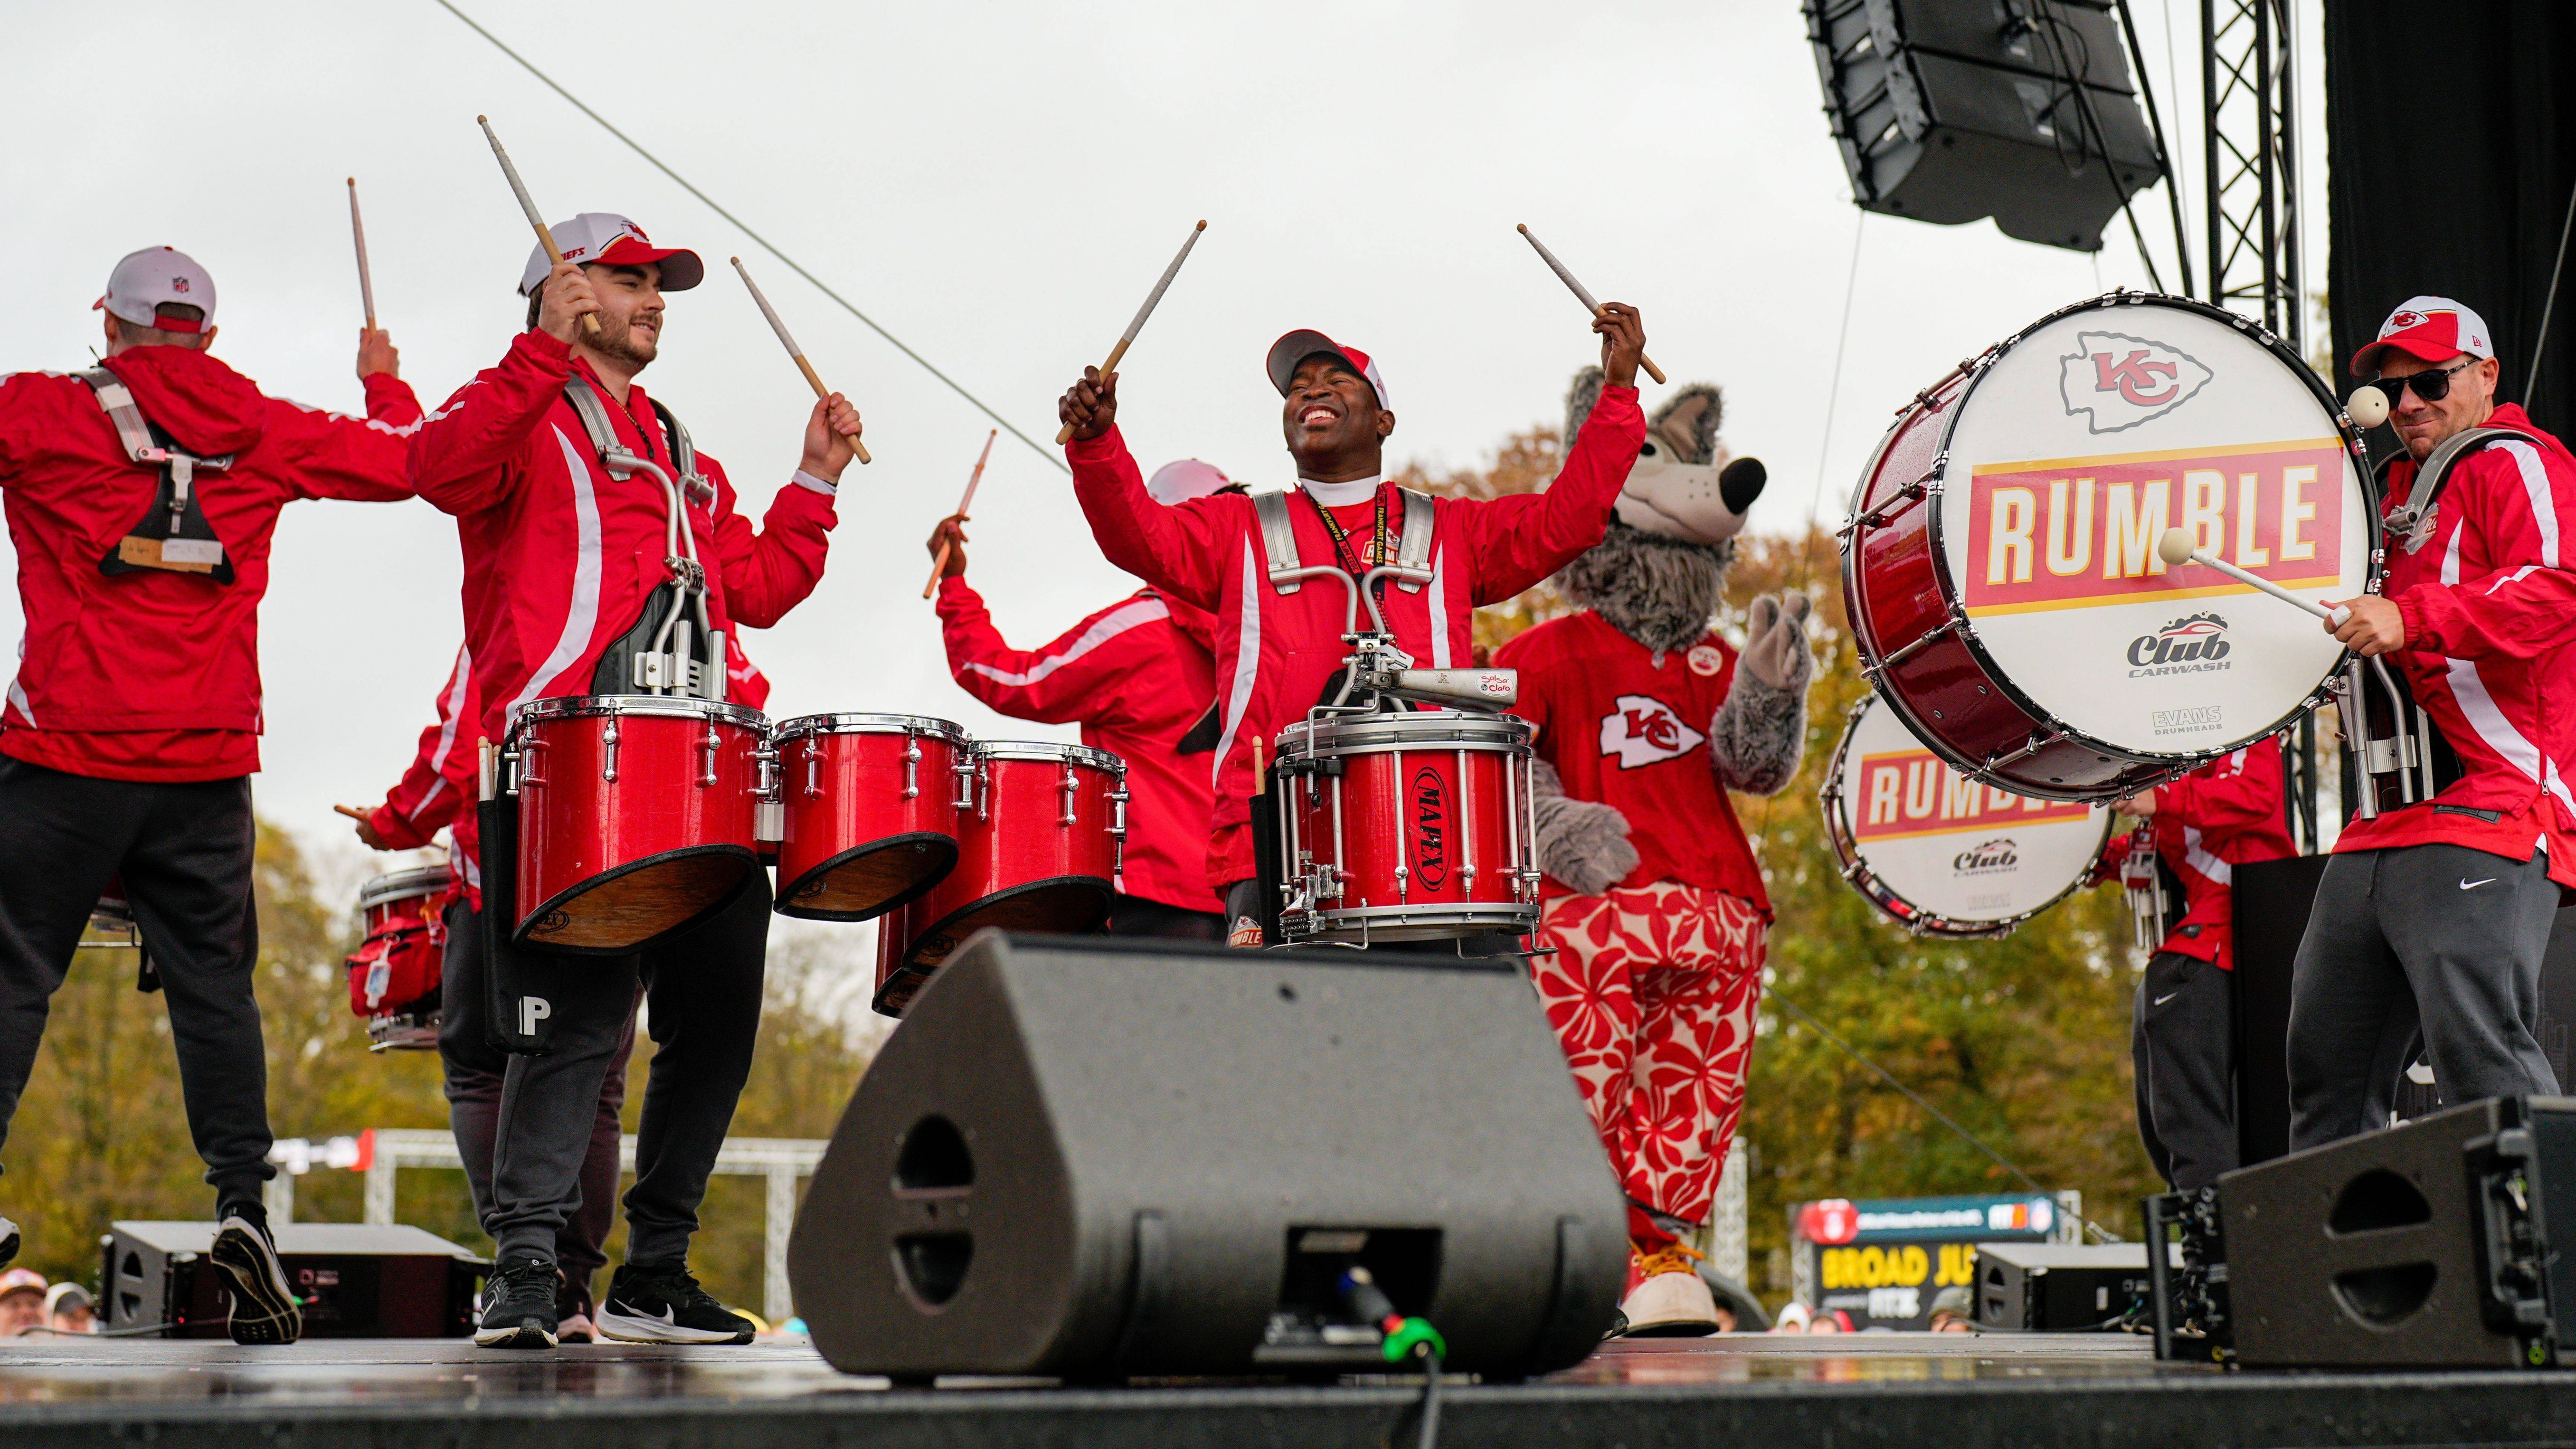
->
[592,311,659,371]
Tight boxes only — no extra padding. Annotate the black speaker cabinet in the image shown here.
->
[788,933,1626,1379]
[100,1221,485,1338]
[2221,1097,2576,1368]
[1976,1242,2165,1331]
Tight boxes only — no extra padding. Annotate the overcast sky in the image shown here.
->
[1,1,2325,888]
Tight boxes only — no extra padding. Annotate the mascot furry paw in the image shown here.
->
[1494,367,1816,1340]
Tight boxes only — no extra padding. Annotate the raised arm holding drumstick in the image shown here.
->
[732,257,870,467]
[922,429,997,598]
[1054,221,1206,446]
[345,177,400,385]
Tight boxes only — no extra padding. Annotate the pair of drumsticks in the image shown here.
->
[455,118,1663,604]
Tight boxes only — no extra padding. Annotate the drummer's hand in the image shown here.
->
[334,802,390,851]
[926,514,969,577]
[1594,302,1646,390]
[2117,789,2157,819]
[1059,365,1117,442]
[537,260,600,344]
[801,392,863,481]
[355,328,399,381]
[2326,594,2406,656]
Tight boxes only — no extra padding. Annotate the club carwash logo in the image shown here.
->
[2058,330,2214,433]
[1953,838,2020,875]
[2127,612,2233,675]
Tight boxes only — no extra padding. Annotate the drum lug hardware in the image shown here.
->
[953,757,978,812]
[507,741,540,791]
[903,742,923,801]
[1985,730,2064,772]
[1059,767,1079,826]
[699,721,721,787]
[1873,618,1957,673]
[803,740,822,798]
[601,717,620,784]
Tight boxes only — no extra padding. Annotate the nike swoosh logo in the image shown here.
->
[2152,992,2180,1007]
[2462,878,2496,889]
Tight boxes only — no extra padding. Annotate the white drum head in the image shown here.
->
[1829,697,2110,931]
[1938,297,2368,757]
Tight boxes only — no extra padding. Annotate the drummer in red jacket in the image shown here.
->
[924,458,1237,939]
[2091,745,2293,1189]
[338,637,772,1341]
[406,213,860,1350]
[1057,309,1650,937]
[2293,298,2576,1148]
[0,245,424,1346]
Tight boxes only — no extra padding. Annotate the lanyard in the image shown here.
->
[1305,482,1395,580]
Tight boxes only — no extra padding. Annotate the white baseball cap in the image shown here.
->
[1147,458,1237,506]
[96,247,215,333]
[517,213,705,297]
[2352,295,2495,376]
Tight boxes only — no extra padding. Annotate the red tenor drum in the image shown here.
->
[870,895,923,1018]
[772,714,969,922]
[1822,696,2111,937]
[875,741,1124,1012]
[1270,710,1541,945]
[1843,292,2374,800]
[346,864,451,1050]
[508,695,772,954]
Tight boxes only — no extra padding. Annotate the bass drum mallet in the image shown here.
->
[1055,220,1207,446]
[731,257,870,466]
[2156,528,2351,626]
[477,115,599,337]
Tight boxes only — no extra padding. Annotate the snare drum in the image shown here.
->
[348,864,451,1050]
[1822,695,2111,937]
[509,695,771,953]
[1271,709,1541,945]
[1843,292,2373,800]
[878,741,1124,1007]
[772,714,970,922]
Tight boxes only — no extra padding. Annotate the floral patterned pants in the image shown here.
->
[1531,882,1767,1251]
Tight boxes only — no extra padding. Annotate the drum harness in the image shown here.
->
[80,371,239,585]
[2335,424,2536,819]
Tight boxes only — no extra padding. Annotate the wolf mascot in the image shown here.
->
[1495,370,1814,1336]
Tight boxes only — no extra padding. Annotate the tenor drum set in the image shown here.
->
[1832,290,2379,935]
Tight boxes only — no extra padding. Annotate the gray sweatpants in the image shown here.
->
[2287,842,2561,1150]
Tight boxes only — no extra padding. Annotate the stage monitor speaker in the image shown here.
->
[788,932,1626,1380]
[1975,1242,2166,1330]
[1803,0,2161,250]
[2220,1097,2576,1368]
[100,1222,486,1338]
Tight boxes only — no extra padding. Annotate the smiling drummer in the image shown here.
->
[407,213,860,1349]
[2287,297,2576,1148]
[1056,312,1649,945]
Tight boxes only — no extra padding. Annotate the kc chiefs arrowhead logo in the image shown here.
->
[2057,330,2214,434]
[1597,693,1706,769]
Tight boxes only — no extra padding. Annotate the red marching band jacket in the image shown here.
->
[935,575,1221,913]
[2095,743,2295,969]
[1066,387,1646,895]
[2337,404,2576,881]
[404,329,836,885]
[0,348,422,780]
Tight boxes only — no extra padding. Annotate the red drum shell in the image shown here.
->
[870,895,921,1019]
[512,697,765,954]
[897,742,1121,978]
[773,715,968,922]
[1275,712,1539,944]
[348,864,451,1019]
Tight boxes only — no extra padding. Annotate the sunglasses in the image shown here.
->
[2373,356,2476,404]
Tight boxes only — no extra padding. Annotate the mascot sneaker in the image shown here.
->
[475,1256,562,1349]
[1618,1244,1722,1337]
[598,1263,754,1344]
[211,1211,302,1345]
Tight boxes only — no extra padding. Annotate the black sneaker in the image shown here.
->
[597,1263,754,1344]
[475,1256,561,1350]
[211,1210,301,1346]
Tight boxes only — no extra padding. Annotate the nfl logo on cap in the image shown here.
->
[95,247,216,334]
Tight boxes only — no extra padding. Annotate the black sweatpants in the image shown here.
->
[486,876,769,1267]
[2288,843,2562,1150]
[1107,891,1225,942]
[2132,951,2237,1190]
[437,898,634,1290]
[0,757,269,1206]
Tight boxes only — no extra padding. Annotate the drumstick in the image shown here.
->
[347,178,377,333]
[2156,528,2351,626]
[922,430,999,599]
[731,257,871,467]
[1055,220,1207,446]
[477,115,600,337]
[1516,224,1667,385]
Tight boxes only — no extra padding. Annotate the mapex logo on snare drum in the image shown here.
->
[2126,612,2232,676]
[1410,767,1451,892]
[2058,332,2215,434]
[1952,839,2020,874]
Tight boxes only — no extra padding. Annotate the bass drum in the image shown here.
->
[1822,695,2113,937]
[1843,292,2374,800]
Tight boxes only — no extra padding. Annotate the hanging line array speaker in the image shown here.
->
[787,932,1627,1380]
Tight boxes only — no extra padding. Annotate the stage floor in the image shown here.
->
[5,1331,2575,1447]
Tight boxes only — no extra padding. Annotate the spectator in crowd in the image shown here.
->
[0,1270,44,1335]
[1769,1302,1811,1333]
[43,1283,94,1336]
[1927,1286,1975,1333]
[1806,1308,1851,1333]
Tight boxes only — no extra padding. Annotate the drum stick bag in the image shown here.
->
[1248,775,1285,948]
